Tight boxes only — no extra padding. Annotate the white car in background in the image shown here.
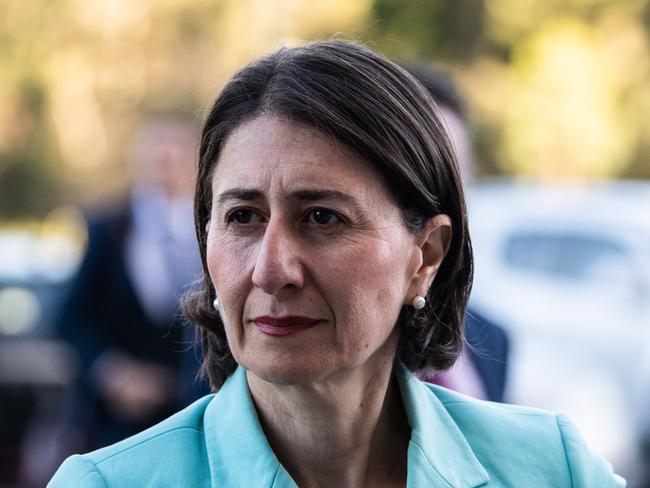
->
[467,179,650,481]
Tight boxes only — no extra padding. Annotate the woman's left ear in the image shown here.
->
[409,214,452,296]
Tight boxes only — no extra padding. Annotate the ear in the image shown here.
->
[406,214,452,301]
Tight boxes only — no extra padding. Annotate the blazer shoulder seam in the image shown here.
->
[83,461,109,488]
[71,456,109,488]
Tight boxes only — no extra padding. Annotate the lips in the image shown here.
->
[252,316,321,337]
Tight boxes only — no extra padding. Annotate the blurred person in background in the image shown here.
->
[405,64,510,403]
[52,116,205,451]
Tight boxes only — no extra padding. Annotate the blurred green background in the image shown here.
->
[2,0,650,221]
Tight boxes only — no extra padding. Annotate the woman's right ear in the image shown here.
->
[205,220,211,233]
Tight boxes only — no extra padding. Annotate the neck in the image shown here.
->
[247,356,410,488]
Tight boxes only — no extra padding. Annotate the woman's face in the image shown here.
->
[207,116,427,385]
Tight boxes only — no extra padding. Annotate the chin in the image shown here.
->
[242,353,339,386]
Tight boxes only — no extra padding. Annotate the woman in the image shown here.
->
[49,40,624,487]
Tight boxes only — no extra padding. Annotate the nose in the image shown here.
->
[251,219,305,297]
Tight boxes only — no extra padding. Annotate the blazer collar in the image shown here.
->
[203,366,296,488]
[396,362,490,487]
[204,365,489,488]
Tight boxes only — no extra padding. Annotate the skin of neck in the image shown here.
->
[246,332,411,488]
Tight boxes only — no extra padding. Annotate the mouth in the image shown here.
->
[251,315,322,337]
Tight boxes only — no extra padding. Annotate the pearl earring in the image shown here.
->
[213,297,220,311]
[412,295,426,310]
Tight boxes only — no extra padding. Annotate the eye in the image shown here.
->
[226,208,261,225]
[306,208,342,225]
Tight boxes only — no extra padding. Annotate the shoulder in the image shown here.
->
[432,382,559,435]
[84,393,213,464]
[48,455,108,488]
[426,384,626,487]
[48,395,215,488]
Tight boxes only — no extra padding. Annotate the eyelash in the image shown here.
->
[225,208,262,225]
[305,207,342,225]
[224,207,344,227]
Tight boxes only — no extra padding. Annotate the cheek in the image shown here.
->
[325,237,411,299]
[317,238,410,331]
[206,234,257,305]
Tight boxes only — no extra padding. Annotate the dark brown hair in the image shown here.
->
[182,39,473,390]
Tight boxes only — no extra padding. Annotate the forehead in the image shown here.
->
[211,116,393,202]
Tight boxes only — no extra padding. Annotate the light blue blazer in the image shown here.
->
[49,365,625,487]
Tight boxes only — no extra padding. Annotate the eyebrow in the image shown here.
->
[215,188,363,211]
[215,188,264,203]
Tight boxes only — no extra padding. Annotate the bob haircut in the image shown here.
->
[182,39,473,390]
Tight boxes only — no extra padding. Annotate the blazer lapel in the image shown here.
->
[397,363,490,488]
[203,367,297,488]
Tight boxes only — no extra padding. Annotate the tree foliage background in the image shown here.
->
[2,0,650,220]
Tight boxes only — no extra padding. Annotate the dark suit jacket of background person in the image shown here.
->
[55,204,205,449]
[464,308,510,402]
